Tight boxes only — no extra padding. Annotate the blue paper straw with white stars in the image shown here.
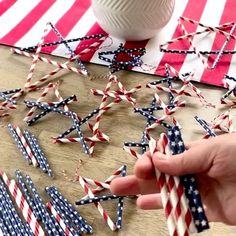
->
[24,175,63,236]
[26,95,76,126]
[56,107,100,139]
[46,186,93,234]
[167,126,209,232]
[70,112,90,155]
[0,92,17,105]
[194,116,216,137]
[134,108,173,129]
[7,124,32,164]
[0,216,10,236]
[21,34,104,52]
[23,131,53,177]
[24,100,73,118]
[15,170,41,220]
[48,201,81,236]
[49,23,88,76]
[0,180,31,236]
[30,133,53,177]
[16,171,60,235]
[116,165,126,229]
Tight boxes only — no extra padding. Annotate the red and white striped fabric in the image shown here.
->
[0,0,236,87]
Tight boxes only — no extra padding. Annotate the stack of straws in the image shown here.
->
[46,186,93,234]
[167,126,209,234]
[0,170,92,235]
[7,124,52,177]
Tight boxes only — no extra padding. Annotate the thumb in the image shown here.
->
[152,144,214,176]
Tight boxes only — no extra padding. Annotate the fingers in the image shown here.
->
[134,152,155,179]
[185,139,207,149]
[110,175,159,196]
[152,143,214,176]
[136,193,163,210]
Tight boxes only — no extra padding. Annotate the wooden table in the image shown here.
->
[0,45,235,236]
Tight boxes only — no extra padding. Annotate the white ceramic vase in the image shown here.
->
[92,0,175,41]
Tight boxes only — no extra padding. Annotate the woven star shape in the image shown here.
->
[221,74,236,105]
[88,74,141,154]
[98,43,146,73]
[24,82,76,125]
[11,23,105,99]
[195,109,235,139]
[75,165,127,231]
[147,64,213,107]
[123,94,176,160]
[160,16,236,70]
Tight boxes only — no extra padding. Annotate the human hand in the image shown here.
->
[110,133,236,225]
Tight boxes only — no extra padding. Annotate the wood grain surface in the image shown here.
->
[0,45,235,236]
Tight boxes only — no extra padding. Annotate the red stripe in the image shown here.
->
[155,0,208,75]
[201,0,236,86]
[0,0,56,45]
[43,0,91,54]
[0,0,16,16]
[74,23,107,61]
[114,40,149,70]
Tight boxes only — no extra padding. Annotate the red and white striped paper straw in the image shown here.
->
[14,125,38,167]
[24,83,55,122]
[0,171,45,236]
[47,202,74,236]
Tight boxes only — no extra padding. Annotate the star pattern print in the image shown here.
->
[167,126,209,232]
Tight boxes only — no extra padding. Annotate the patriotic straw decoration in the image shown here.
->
[25,94,77,126]
[167,127,209,233]
[24,87,109,155]
[194,116,217,137]
[10,25,106,98]
[76,194,124,205]
[147,64,213,107]
[221,75,236,105]
[160,16,236,70]
[24,82,76,125]
[76,165,128,231]
[10,23,51,100]
[88,74,141,154]
[45,186,93,234]
[25,100,94,155]
[0,171,46,236]
[48,22,88,76]
[195,109,234,139]
[7,124,53,176]
[124,67,183,160]
[150,135,197,236]
[98,43,146,73]
[53,74,140,155]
